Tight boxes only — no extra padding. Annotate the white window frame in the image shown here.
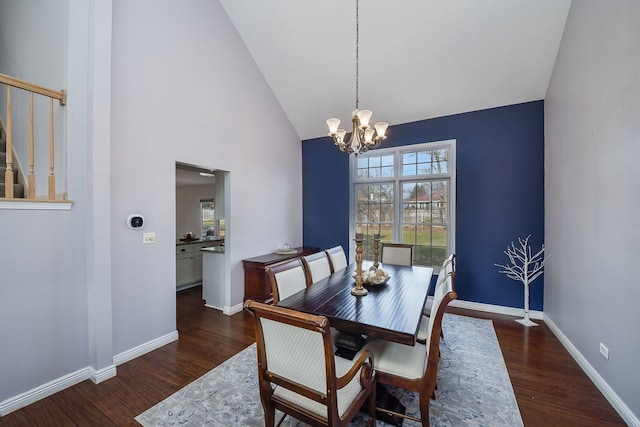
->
[348,139,456,268]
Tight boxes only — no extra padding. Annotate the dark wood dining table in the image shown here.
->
[278,262,434,347]
[278,261,433,426]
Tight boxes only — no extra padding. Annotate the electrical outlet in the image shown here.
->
[599,342,609,360]
[143,232,156,244]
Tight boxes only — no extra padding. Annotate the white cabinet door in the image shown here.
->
[177,242,220,289]
[194,251,203,283]
[176,252,195,288]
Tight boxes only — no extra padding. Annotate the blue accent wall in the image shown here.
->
[302,101,545,311]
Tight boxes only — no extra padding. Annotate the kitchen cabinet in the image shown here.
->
[194,250,204,283]
[176,250,195,287]
[176,240,223,289]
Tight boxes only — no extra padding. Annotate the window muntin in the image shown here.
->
[402,148,448,175]
[356,154,394,179]
[351,141,455,268]
[355,183,395,257]
[402,180,448,266]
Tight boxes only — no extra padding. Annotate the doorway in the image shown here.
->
[175,162,230,312]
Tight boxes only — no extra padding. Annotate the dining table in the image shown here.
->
[278,261,434,426]
[277,261,434,350]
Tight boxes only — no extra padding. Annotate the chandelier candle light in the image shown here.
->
[326,0,388,156]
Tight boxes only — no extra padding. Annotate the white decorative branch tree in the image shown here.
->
[495,235,547,327]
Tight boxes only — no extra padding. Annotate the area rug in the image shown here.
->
[136,314,523,426]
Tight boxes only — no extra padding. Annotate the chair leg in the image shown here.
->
[368,383,377,426]
[262,402,275,427]
[419,391,432,427]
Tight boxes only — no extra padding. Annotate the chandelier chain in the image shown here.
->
[325,0,388,156]
[355,0,359,110]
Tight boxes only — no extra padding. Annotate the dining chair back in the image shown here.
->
[325,246,348,273]
[244,300,377,427]
[302,252,332,284]
[266,258,309,304]
[422,253,456,318]
[381,243,413,266]
[362,272,456,426]
[417,254,456,343]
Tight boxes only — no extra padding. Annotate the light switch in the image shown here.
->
[143,232,156,244]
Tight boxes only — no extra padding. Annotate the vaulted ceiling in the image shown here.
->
[219,0,572,141]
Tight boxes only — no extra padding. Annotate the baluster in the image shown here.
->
[28,92,35,199]
[4,87,14,198]
[48,98,56,200]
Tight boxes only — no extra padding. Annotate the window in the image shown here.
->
[351,140,455,268]
[200,199,215,238]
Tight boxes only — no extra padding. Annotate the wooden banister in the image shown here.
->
[0,73,66,105]
[1,73,67,203]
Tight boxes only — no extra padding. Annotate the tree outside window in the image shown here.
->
[201,199,215,238]
[352,141,455,268]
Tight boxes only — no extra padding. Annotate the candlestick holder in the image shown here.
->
[370,235,381,270]
[352,237,368,296]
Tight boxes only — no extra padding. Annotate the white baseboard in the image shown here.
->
[90,364,117,384]
[1,331,178,417]
[203,303,243,316]
[543,314,640,427]
[112,330,179,366]
[204,303,224,312]
[0,367,90,416]
[224,303,244,316]
[453,300,637,424]
[450,299,544,320]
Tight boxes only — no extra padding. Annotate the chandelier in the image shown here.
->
[326,0,388,156]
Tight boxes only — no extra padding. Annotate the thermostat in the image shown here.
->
[127,214,145,229]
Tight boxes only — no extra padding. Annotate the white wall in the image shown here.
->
[1,0,302,411]
[0,0,93,405]
[109,0,303,355]
[545,0,640,421]
[0,0,68,196]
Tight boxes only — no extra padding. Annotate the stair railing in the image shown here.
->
[1,73,67,201]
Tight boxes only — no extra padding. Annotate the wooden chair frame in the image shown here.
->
[266,258,310,304]
[370,274,457,426]
[423,253,456,318]
[324,246,348,273]
[244,300,376,427]
[301,251,333,284]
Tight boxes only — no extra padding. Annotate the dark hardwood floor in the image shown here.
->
[0,286,626,426]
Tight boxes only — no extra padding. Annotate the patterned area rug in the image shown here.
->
[136,314,523,426]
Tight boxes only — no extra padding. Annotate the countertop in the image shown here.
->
[176,238,224,246]
[202,246,225,254]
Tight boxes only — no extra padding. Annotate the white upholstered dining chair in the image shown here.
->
[325,246,348,273]
[417,253,455,344]
[244,300,377,427]
[266,258,309,304]
[422,254,455,317]
[302,252,333,284]
[381,243,413,266]
[360,272,457,426]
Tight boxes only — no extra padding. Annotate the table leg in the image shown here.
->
[362,383,406,426]
[333,332,366,360]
